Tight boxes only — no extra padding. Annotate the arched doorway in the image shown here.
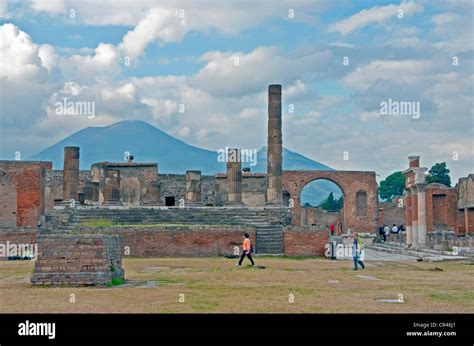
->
[282,170,378,232]
[300,179,344,234]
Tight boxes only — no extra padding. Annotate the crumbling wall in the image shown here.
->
[214,174,266,207]
[31,234,124,286]
[158,174,215,206]
[0,161,52,227]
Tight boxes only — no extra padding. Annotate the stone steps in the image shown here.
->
[367,244,468,261]
[254,224,284,255]
[47,207,289,255]
[68,208,275,227]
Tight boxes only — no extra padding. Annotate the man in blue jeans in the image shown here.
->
[352,232,365,270]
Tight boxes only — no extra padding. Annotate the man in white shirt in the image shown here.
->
[391,224,399,234]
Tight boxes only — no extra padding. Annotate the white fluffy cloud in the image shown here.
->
[0,23,49,81]
[329,1,423,36]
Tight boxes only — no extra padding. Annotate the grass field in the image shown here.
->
[1,257,473,313]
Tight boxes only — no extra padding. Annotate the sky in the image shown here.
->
[0,0,473,182]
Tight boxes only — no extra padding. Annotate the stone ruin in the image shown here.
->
[31,234,124,286]
[0,84,473,285]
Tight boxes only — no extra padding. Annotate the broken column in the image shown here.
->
[226,148,243,206]
[104,169,121,204]
[62,146,80,201]
[266,84,283,206]
[185,170,202,206]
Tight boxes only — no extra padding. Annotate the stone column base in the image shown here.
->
[225,201,245,208]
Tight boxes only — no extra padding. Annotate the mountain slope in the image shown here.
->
[30,120,340,204]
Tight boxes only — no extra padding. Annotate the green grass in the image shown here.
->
[81,218,113,228]
[428,292,474,303]
[105,277,125,287]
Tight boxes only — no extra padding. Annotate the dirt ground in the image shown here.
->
[1,257,473,313]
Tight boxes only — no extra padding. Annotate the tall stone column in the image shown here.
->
[405,189,412,246]
[226,148,243,206]
[417,184,427,247]
[185,170,202,206]
[63,146,80,201]
[411,187,418,248]
[266,84,283,206]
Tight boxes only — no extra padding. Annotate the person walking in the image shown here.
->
[236,233,255,266]
[330,223,335,237]
[352,232,365,270]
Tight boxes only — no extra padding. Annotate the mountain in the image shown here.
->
[30,120,341,204]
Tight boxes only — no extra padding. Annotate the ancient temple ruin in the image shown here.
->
[0,84,473,283]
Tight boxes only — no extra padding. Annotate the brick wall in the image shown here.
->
[425,186,458,233]
[282,170,378,232]
[0,161,52,227]
[31,234,124,286]
[0,228,37,260]
[457,208,474,234]
[78,226,255,257]
[378,201,405,227]
[283,228,329,256]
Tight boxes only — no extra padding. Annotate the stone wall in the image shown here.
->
[45,170,90,209]
[158,174,215,206]
[214,173,267,207]
[0,228,37,260]
[457,174,474,209]
[31,234,124,286]
[0,161,52,227]
[425,185,458,233]
[282,170,378,232]
[301,207,341,229]
[45,171,217,207]
[70,226,255,257]
[283,227,330,256]
[457,208,474,235]
[386,231,473,248]
[378,201,405,227]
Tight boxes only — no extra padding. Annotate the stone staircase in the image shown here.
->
[45,206,290,255]
[252,223,284,255]
[366,243,469,262]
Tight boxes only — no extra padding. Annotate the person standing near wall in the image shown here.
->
[330,223,335,237]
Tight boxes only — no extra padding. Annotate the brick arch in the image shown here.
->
[282,170,378,232]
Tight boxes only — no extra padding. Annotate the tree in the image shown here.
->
[426,162,451,187]
[319,192,343,212]
[379,171,405,201]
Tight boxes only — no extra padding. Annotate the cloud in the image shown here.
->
[329,1,423,36]
[31,0,65,14]
[0,23,49,81]
[343,60,429,91]
[59,43,119,83]
[119,7,186,60]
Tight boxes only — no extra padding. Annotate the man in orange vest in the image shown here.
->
[236,233,255,266]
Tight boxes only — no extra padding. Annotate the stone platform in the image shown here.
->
[31,234,124,286]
